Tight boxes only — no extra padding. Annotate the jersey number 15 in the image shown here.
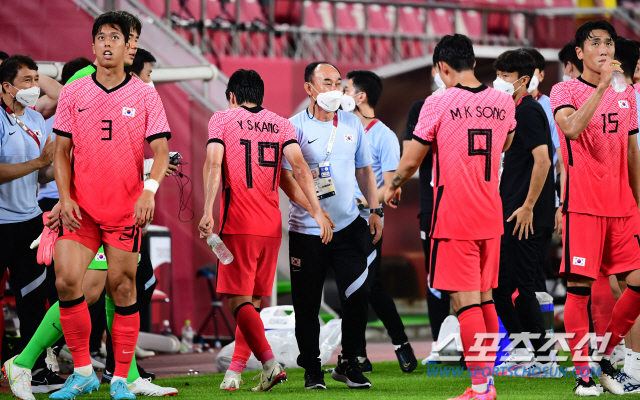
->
[239,139,280,191]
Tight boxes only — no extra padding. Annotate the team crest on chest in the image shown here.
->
[344,134,354,142]
[33,129,42,138]
[122,107,136,117]
[619,100,629,109]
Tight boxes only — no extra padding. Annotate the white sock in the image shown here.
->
[111,376,127,384]
[626,348,633,367]
[74,365,93,377]
[472,383,488,393]
[394,342,409,351]
[627,352,640,381]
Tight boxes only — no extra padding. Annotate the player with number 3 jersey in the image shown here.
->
[199,69,332,392]
[384,34,515,400]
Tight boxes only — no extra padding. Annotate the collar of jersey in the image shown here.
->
[454,83,488,93]
[241,105,264,113]
[577,75,597,88]
[91,72,132,94]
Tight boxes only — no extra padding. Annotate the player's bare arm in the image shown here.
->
[199,142,224,238]
[628,134,640,208]
[356,171,401,208]
[556,150,566,234]
[283,143,334,244]
[135,137,169,226]
[278,170,335,229]
[0,135,53,183]
[384,139,430,208]
[34,75,63,119]
[507,144,551,240]
[356,165,383,244]
[555,59,623,140]
[54,135,82,233]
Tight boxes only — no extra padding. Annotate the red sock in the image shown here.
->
[111,304,140,378]
[603,285,640,355]
[235,303,272,364]
[458,305,487,386]
[481,301,499,374]
[230,325,251,373]
[565,288,591,380]
[59,297,92,368]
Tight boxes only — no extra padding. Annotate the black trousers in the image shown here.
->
[493,222,553,357]
[420,213,450,340]
[354,234,408,357]
[105,233,157,373]
[290,217,370,374]
[0,215,50,369]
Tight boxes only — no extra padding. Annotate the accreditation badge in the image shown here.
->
[312,161,336,200]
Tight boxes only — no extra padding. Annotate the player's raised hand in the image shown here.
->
[598,59,624,89]
[384,185,401,208]
[45,201,61,231]
[370,214,383,244]
[60,198,82,233]
[134,191,155,227]
[314,209,333,244]
[199,214,215,239]
[39,136,54,167]
[507,206,534,240]
[554,207,563,236]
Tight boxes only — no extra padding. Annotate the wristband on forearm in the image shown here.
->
[144,179,159,194]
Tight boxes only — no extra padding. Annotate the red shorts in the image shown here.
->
[430,237,500,292]
[216,234,281,297]
[560,212,640,279]
[57,212,142,253]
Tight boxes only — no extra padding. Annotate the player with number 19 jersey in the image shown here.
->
[207,105,297,296]
[413,84,516,292]
[52,73,171,252]
[551,77,640,279]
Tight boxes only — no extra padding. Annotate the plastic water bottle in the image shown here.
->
[611,71,627,93]
[161,320,172,336]
[206,234,234,264]
[180,320,194,354]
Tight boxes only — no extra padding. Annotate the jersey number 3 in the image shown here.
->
[239,139,280,190]
[468,129,492,182]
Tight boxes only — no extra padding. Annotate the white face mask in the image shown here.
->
[146,80,155,89]
[493,76,525,96]
[434,72,446,89]
[10,84,40,108]
[527,75,539,93]
[563,75,572,82]
[341,94,357,113]
[310,85,343,112]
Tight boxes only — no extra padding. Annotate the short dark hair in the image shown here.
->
[92,11,130,44]
[615,37,639,80]
[433,34,475,72]
[226,69,264,106]
[575,20,617,49]
[304,61,341,83]
[125,49,156,76]
[61,57,93,84]
[493,49,536,89]
[0,55,38,94]
[0,52,9,61]
[558,40,583,73]
[522,48,546,72]
[117,10,142,36]
[346,70,383,109]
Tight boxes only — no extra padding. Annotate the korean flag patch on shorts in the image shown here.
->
[619,100,629,109]
[572,256,586,267]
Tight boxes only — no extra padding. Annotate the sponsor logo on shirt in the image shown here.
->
[95,253,107,262]
[619,100,629,109]
[572,256,585,267]
[122,107,136,117]
[344,134,354,142]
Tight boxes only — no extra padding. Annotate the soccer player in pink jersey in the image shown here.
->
[384,34,516,400]
[551,20,640,396]
[198,69,333,391]
[49,12,171,400]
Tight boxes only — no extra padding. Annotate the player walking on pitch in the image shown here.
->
[384,34,516,400]
[45,12,171,400]
[551,20,640,397]
[198,69,333,391]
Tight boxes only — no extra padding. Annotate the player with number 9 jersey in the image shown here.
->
[412,84,516,292]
